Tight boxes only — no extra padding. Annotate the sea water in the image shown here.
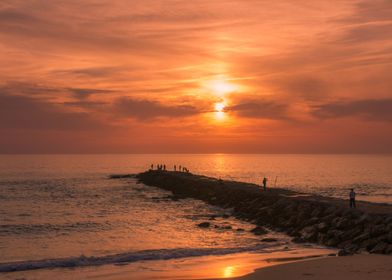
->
[0,154,390,275]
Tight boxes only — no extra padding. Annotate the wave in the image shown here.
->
[0,244,281,273]
[0,221,112,236]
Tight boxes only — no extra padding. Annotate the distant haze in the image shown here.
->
[0,0,392,153]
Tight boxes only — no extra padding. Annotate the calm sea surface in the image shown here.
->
[0,154,390,273]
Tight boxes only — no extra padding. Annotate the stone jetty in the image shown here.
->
[120,170,392,254]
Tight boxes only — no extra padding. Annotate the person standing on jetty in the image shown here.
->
[262,177,268,191]
[349,188,356,208]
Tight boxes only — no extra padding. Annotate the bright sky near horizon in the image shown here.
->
[0,0,391,153]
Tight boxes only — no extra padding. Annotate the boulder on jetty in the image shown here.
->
[250,226,268,235]
[197,222,211,228]
[261,238,278,242]
[109,174,136,179]
[127,170,392,255]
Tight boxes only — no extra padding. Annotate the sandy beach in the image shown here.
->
[2,251,391,280]
[218,254,392,280]
[0,248,335,280]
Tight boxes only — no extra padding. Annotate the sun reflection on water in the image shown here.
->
[223,265,236,278]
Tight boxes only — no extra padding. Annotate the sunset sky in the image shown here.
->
[1,0,391,153]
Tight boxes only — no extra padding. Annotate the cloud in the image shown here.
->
[1,0,392,153]
[114,97,201,120]
[0,92,105,130]
[263,75,330,102]
[0,82,112,102]
[0,2,242,58]
[57,67,122,78]
[312,99,392,122]
[340,23,392,44]
[0,82,60,96]
[339,0,392,23]
[66,88,113,100]
[225,100,289,120]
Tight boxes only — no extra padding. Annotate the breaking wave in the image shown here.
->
[0,244,281,272]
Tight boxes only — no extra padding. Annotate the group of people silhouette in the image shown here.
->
[153,164,166,171]
[174,165,190,173]
[150,164,190,173]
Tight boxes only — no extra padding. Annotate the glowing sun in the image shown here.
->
[215,102,225,112]
[214,102,226,120]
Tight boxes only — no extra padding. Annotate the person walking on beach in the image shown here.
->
[262,177,268,191]
[349,188,356,208]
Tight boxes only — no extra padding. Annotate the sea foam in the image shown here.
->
[0,244,282,272]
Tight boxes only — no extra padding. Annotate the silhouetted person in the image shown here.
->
[349,188,356,208]
[174,165,176,171]
[179,165,182,172]
[151,164,153,170]
[262,177,268,191]
[163,164,166,171]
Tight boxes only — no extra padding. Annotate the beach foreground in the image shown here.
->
[2,252,391,280]
[0,248,335,280]
[216,254,392,280]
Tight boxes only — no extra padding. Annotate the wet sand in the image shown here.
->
[215,254,392,280]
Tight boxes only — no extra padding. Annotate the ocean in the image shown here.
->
[0,154,391,278]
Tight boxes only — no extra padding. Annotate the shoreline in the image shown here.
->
[3,249,391,280]
[0,247,337,280]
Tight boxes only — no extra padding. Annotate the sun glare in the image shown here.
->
[206,78,237,97]
[212,81,235,95]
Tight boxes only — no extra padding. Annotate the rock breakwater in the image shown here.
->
[128,171,392,254]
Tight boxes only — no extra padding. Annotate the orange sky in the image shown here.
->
[0,0,392,153]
